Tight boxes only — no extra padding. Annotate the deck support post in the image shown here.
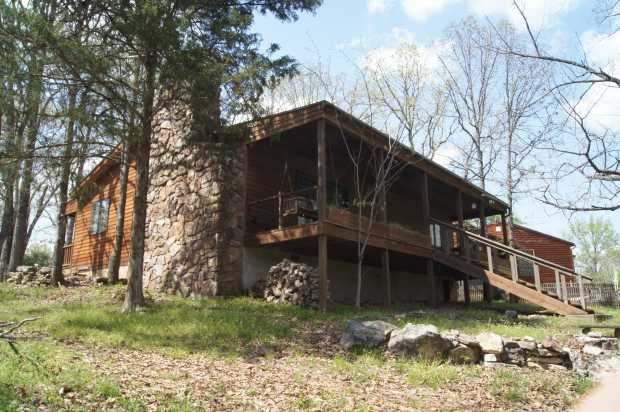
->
[463,276,470,305]
[378,183,391,308]
[422,173,437,306]
[479,198,492,303]
[317,118,328,310]
[381,249,391,308]
[427,258,438,307]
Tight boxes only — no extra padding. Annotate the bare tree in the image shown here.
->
[363,42,455,159]
[440,17,501,191]
[502,0,620,212]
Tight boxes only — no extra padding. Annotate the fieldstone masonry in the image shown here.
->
[143,99,246,297]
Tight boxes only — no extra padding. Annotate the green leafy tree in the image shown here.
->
[568,216,620,282]
[46,0,322,311]
[23,243,53,267]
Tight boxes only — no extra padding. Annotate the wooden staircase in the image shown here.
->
[430,219,593,316]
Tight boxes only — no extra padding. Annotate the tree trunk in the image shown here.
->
[107,143,130,284]
[355,209,362,309]
[0,107,18,280]
[8,58,44,272]
[122,57,156,313]
[51,88,78,285]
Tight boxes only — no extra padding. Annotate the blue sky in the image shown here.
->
[252,0,620,240]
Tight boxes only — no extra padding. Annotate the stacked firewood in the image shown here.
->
[258,259,327,308]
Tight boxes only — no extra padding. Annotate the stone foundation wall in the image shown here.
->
[144,101,246,297]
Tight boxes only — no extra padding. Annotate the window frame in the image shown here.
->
[65,214,76,244]
[90,199,110,235]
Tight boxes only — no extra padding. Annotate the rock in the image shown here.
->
[16,266,35,273]
[505,310,518,320]
[516,340,537,352]
[340,320,396,350]
[541,338,563,353]
[449,344,481,364]
[477,332,504,355]
[388,324,452,359]
[583,344,604,356]
[528,356,565,365]
[456,333,480,348]
[587,331,603,339]
[527,361,543,369]
[484,353,499,363]
[503,341,526,366]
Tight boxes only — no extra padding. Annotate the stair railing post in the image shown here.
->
[578,275,586,309]
[561,273,569,304]
[554,270,562,300]
[509,254,518,282]
[533,263,542,292]
[486,245,494,273]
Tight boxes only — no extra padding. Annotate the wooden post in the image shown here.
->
[554,269,562,299]
[478,199,486,237]
[427,258,437,306]
[500,212,509,245]
[463,276,471,305]
[479,199,492,302]
[561,273,569,304]
[381,249,391,308]
[578,275,586,309]
[509,254,519,282]
[533,263,542,292]
[422,174,436,305]
[456,191,464,257]
[422,173,431,237]
[486,245,494,273]
[379,183,391,308]
[317,119,328,310]
[277,191,283,229]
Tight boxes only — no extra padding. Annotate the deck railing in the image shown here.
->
[62,244,73,266]
[247,187,318,232]
[430,217,591,310]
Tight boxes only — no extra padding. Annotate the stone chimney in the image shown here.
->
[143,91,245,297]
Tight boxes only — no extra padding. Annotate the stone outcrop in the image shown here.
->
[387,324,453,359]
[341,321,618,372]
[340,320,397,350]
[143,96,245,298]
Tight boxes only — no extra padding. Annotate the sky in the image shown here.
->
[251,0,620,241]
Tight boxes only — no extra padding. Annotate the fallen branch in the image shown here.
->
[1,317,40,356]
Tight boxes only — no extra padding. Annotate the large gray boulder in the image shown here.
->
[477,332,504,355]
[340,320,397,350]
[388,324,452,359]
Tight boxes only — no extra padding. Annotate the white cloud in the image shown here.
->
[468,0,577,30]
[368,0,394,14]
[401,0,455,22]
[574,30,620,133]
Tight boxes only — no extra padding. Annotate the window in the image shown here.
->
[90,199,110,235]
[65,215,75,244]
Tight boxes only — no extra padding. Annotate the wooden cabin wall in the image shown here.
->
[65,162,136,272]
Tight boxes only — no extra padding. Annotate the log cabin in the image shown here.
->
[63,101,592,315]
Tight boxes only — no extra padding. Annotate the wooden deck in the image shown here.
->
[245,207,432,258]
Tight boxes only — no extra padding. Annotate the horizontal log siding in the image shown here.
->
[487,223,575,283]
[65,162,136,272]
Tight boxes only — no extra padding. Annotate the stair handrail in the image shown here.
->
[429,217,592,282]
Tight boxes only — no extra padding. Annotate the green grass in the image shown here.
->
[4,284,617,360]
[394,358,478,389]
[1,284,617,410]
